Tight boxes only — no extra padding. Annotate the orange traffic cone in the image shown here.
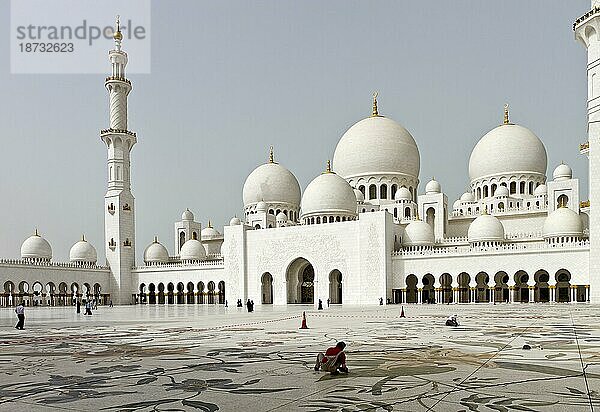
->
[300,311,309,329]
[400,306,405,318]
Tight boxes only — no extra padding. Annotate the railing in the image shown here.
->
[135,259,225,270]
[100,128,137,137]
[393,239,590,257]
[451,203,547,218]
[574,7,600,29]
[105,76,131,85]
[0,259,109,270]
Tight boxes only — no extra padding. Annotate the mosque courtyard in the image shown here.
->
[0,304,597,411]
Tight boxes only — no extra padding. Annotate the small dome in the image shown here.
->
[229,216,242,226]
[180,239,206,261]
[69,237,97,263]
[182,208,194,221]
[242,160,301,207]
[469,122,547,182]
[403,220,434,246]
[21,231,52,261]
[144,238,169,264]
[333,115,420,180]
[543,207,583,239]
[553,163,572,181]
[534,184,547,196]
[276,212,287,222]
[301,171,357,218]
[460,192,475,202]
[425,178,441,194]
[494,186,509,197]
[468,214,505,243]
[201,223,221,240]
[256,201,267,212]
[394,187,412,201]
[453,199,462,209]
[354,188,365,203]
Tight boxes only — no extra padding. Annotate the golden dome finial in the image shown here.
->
[153,235,158,243]
[503,103,509,125]
[81,234,86,242]
[326,159,331,173]
[34,228,39,236]
[114,15,123,41]
[371,92,379,117]
[208,220,213,228]
[269,146,274,163]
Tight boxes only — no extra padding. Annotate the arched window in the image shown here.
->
[510,181,516,194]
[268,209,274,215]
[477,187,482,199]
[404,207,411,218]
[491,184,497,196]
[329,216,334,223]
[316,217,321,224]
[391,184,397,198]
[380,184,388,199]
[394,208,398,218]
[483,186,489,198]
[179,232,185,250]
[557,194,569,208]
[369,184,377,200]
[529,182,534,194]
[519,181,525,194]
[336,216,341,222]
[359,185,365,196]
[498,202,504,210]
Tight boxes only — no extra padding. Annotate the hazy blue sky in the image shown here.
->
[0,0,591,262]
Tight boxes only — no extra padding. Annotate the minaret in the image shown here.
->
[575,2,600,302]
[101,16,137,305]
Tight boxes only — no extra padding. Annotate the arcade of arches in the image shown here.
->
[393,269,588,304]
[285,258,343,304]
[0,281,108,307]
[138,281,225,305]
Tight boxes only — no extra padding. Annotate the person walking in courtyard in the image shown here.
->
[109,299,113,307]
[314,341,349,375]
[318,299,323,310]
[15,302,25,330]
[379,297,384,305]
[327,298,330,307]
[84,300,93,316]
[76,299,81,314]
[246,299,252,312]
[250,300,254,312]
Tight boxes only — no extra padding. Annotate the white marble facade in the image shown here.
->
[0,6,598,307]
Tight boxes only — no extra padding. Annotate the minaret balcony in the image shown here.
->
[105,76,131,85]
[580,141,590,155]
[100,128,136,138]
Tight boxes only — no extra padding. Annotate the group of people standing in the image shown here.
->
[235,299,255,312]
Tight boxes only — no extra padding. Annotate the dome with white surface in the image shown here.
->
[494,186,509,197]
[403,220,434,247]
[460,192,475,202]
[21,230,52,261]
[144,237,169,264]
[394,187,412,201]
[179,239,206,261]
[69,236,97,264]
[301,164,358,223]
[553,163,572,181]
[425,178,441,194]
[469,107,547,183]
[229,216,242,226]
[181,209,194,221]
[468,213,505,243]
[354,188,365,203]
[243,149,301,209]
[333,96,420,181]
[201,222,221,240]
[543,207,583,239]
[534,184,547,196]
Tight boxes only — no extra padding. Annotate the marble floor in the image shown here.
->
[0,303,598,411]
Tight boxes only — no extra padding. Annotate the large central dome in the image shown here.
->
[333,113,420,180]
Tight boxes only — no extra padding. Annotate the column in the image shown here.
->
[489,284,495,303]
[586,285,590,302]
[549,283,556,302]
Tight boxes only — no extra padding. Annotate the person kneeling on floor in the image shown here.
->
[314,341,349,375]
[445,314,459,327]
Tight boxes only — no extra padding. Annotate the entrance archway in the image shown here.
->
[514,271,529,303]
[286,258,315,304]
[457,272,471,303]
[534,270,550,302]
[422,273,435,304]
[176,282,185,304]
[494,272,509,302]
[440,273,452,303]
[329,270,342,304]
[556,269,571,302]
[261,273,273,304]
[406,274,418,303]
[475,272,489,303]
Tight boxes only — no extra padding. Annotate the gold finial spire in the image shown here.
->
[269,146,274,163]
[323,159,333,174]
[371,92,379,117]
[114,15,123,41]
[34,228,39,236]
[208,220,213,228]
[81,234,86,242]
[153,235,158,243]
[503,103,510,125]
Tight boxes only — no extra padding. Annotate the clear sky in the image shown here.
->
[0,0,591,262]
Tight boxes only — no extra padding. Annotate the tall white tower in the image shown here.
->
[575,1,600,302]
[101,17,137,304]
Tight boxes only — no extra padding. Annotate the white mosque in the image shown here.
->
[1,4,600,308]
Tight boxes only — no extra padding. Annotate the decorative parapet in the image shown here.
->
[574,7,600,29]
[134,259,225,270]
[0,259,109,270]
[392,239,589,258]
[100,128,137,137]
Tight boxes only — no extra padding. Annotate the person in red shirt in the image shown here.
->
[314,341,349,375]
